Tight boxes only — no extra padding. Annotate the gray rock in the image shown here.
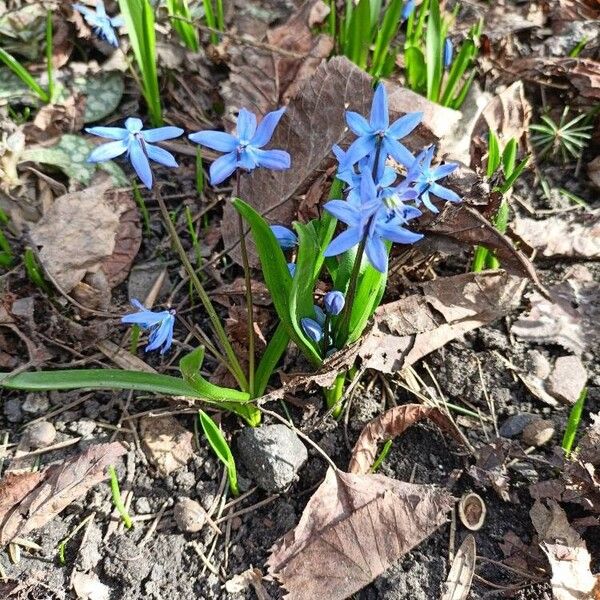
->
[499,413,538,438]
[23,421,56,448]
[135,497,152,514]
[237,424,308,492]
[4,398,22,423]
[22,393,49,414]
[547,355,587,405]
[174,497,206,533]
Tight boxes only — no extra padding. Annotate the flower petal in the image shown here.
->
[341,135,376,170]
[236,108,257,142]
[146,317,173,352]
[129,139,153,188]
[420,190,439,213]
[87,139,127,163]
[430,182,461,203]
[370,83,389,131]
[346,111,372,136]
[251,107,286,148]
[383,137,416,168]
[142,126,184,143]
[301,317,323,343]
[188,130,238,152]
[237,147,258,171]
[100,23,119,47]
[145,144,178,168]
[96,0,107,17]
[324,226,362,257]
[85,126,128,141]
[378,166,397,188]
[254,148,291,171]
[432,163,458,179]
[359,169,378,203]
[387,111,422,139]
[209,152,238,185]
[365,234,388,272]
[110,15,124,27]
[271,225,298,249]
[376,220,423,245]
[124,117,143,133]
[323,200,359,226]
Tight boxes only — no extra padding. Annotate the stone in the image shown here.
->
[22,393,49,414]
[134,497,152,514]
[499,413,538,438]
[4,398,22,423]
[236,424,308,492]
[522,419,555,447]
[547,355,587,404]
[174,497,207,533]
[23,421,56,448]
[140,415,194,476]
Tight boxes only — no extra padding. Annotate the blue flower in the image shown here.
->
[287,263,296,277]
[271,225,298,249]
[73,1,123,48]
[189,108,291,185]
[324,291,345,316]
[86,117,183,189]
[301,318,323,343]
[408,146,460,213]
[343,83,423,176]
[402,0,416,20]
[121,299,176,354]
[443,38,454,69]
[324,170,423,273]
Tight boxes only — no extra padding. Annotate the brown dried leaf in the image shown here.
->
[24,95,86,143]
[267,467,454,599]
[530,500,599,600]
[468,438,512,501]
[512,215,600,259]
[0,443,126,546]
[441,535,476,600]
[552,0,600,29]
[140,416,194,476]
[359,271,526,374]
[349,405,463,474]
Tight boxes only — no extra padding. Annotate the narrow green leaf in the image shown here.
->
[499,156,529,194]
[404,46,426,91]
[0,49,49,102]
[372,0,403,77]
[348,0,371,69]
[255,322,289,397]
[562,387,587,456]
[449,70,476,109]
[202,0,218,44]
[439,38,475,106]
[487,131,501,178]
[425,0,442,101]
[167,0,199,51]
[502,138,518,178]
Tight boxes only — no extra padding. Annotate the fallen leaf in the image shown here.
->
[547,355,587,405]
[267,467,454,599]
[71,571,110,600]
[552,0,600,28]
[348,405,464,474]
[359,271,526,373]
[468,438,512,501]
[441,535,476,600]
[0,442,126,546]
[140,416,194,476]
[530,500,599,600]
[24,95,86,143]
[225,568,271,599]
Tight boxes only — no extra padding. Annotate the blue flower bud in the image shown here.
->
[301,317,323,343]
[443,38,453,69]
[313,305,326,326]
[324,290,345,316]
[287,262,296,277]
[270,225,298,249]
[402,0,415,20]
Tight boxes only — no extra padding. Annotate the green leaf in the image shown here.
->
[487,131,501,178]
[502,138,518,179]
[73,72,124,123]
[199,410,239,496]
[562,387,587,456]
[371,0,403,77]
[347,0,371,69]
[499,156,529,194]
[425,0,442,101]
[0,48,48,102]
[255,322,289,397]
[449,70,476,110]
[439,38,475,107]
[404,46,426,91]
[167,0,199,51]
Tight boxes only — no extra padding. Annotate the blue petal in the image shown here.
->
[251,107,286,148]
[237,147,258,171]
[84,126,128,141]
[110,15,124,27]
[323,200,360,226]
[145,144,178,168]
[287,263,296,277]
[365,235,388,273]
[383,137,415,168]
[124,117,143,133]
[401,0,415,19]
[444,38,454,69]
[370,83,389,131]
[387,112,422,139]
[129,139,153,188]
[346,111,372,136]
[188,130,238,152]
[73,4,94,18]
[324,226,362,257]
[359,169,378,204]
[313,306,326,326]
[378,166,397,188]
[432,163,458,179]
[146,317,173,352]
[96,0,107,17]
[271,225,298,249]
[209,152,238,185]
[420,190,439,213]
[301,318,323,343]
[100,23,118,47]
[430,182,461,203]
[341,135,376,171]
[142,126,184,143]
[254,148,291,170]
[87,139,127,163]
[324,291,345,316]
[236,108,257,142]
[376,220,423,245]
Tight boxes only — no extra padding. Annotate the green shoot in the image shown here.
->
[45,11,55,102]
[118,0,162,126]
[0,49,50,103]
[185,206,202,270]
[195,146,205,196]
[108,465,133,529]
[167,0,199,51]
[129,325,141,354]
[0,225,13,268]
[558,187,590,209]
[132,180,151,234]
[202,0,219,45]
[562,387,587,457]
[199,410,239,497]
[56,514,95,565]
[569,36,588,58]
[23,248,50,292]
[370,439,393,473]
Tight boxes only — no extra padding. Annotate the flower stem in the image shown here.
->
[155,189,248,392]
[235,171,255,397]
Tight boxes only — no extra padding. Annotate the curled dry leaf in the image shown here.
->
[348,404,464,474]
[441,535,476,600]
[530,500,600,600]
[267,467,454,600]
[512,215,600,260]
[225,568,270,600]
[0,442,126,546]
[359,271,526,374]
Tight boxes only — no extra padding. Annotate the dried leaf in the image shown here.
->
[441,535,476,600]
[0,443,126,546]
[552,0,600,28]
[71,571,110,600]
[225,568,271,600]
[468,438,512,501]
[349,405,463,474]
[512,215,600,259]
[530,500,599,600]
[359,271,526,374]
[267,467,453,599]
[140,416,194,476]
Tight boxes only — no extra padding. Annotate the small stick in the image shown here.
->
[139,501,168,548]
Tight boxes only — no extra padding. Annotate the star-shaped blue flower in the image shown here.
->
[86,117,183,189]
[73,1,123,48]
[189,108,291,186]
[343,83,423,177]
[408,146,460,213]
[122,300,176,354]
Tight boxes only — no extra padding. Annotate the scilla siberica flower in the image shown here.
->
[408,146,460,213]
[342,83,422,177]
[401,0,416,20]
[443,38,454,69]
[86,118,183,189]
[271,225,298,249]
[122,300,175,354]
[73,1,123,48]
[189,108,291,185]
[324,291,345,316]
[301,305,326,342]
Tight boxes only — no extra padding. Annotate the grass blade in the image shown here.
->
[562,387,587,456]
[0,49,49,102]
[425,0,442,101]
[372,0,403,78]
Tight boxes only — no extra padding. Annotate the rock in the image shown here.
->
[499,413,538,438]
[522,419,555,447]
[174,497,207,533]
[526,350,551,380]
[22,393,49,414]
[135,497,152,514]
[23,421,56,448]
[4,398,22,423]
[547,355,587,404]
[140,415,194,476]
[237,425,308,492]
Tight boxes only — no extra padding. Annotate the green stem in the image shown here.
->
[108,465,133,529]
[156,190,248,391]
[324,372,346,418]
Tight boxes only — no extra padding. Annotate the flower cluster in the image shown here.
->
[74,1,123,48]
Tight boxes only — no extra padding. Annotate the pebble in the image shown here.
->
[135,497,152,514]
[4,398,22,423]
[522,419,555,447]
[23,421,57,448]
[236,424,308,492]
[22,393,49,415]
[498,413,538,438]
[526,350,551,380]
[174,498,207,533]
[547,355,587,405]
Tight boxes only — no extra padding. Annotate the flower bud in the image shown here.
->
[287,263,296,277]
[402,0,415,20]
[313,305,326,326]
[443,38,453,69]
[271,225,297,249]
[301,318,323,343]
[324,291,345,316]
